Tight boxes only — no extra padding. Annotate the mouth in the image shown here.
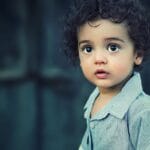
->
[94,69,109,79]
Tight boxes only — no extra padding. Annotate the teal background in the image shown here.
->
[0,0,150,150]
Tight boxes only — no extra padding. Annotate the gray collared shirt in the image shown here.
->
[80,72,150,150]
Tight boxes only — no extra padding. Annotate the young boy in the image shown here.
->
[63,0,150,149]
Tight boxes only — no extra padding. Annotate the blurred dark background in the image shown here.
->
[0,0,150,150]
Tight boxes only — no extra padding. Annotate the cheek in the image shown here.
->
[79,56,91,69]
[111,57,134,72]
[80,60,92,77]
[80,61,89,74]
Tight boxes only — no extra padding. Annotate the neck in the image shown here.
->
[99,72,133,100]
[98,81,125,102]
[98,88,120,102]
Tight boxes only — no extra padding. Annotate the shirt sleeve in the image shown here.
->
[130,110,150,150]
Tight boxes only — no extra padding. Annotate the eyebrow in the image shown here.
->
[78,37,125,46]
[78,40,90,46]
[104,37,125,43]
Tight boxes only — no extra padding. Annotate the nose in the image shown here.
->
[94,50,107,65]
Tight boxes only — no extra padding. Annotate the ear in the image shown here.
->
[134,51,144,65]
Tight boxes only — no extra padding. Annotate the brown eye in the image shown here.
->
[107,43,121,53]
[82,46,93,53]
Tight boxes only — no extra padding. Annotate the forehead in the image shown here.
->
[77,19,131,42]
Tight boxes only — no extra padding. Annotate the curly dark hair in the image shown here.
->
[63,0,150,67]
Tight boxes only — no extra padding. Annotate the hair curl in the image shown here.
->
[63,0,150,68]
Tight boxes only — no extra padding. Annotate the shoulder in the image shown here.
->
[128,92,150,120]
[127,92,150,149]
[127,92,150,131]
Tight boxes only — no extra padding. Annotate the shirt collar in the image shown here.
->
[84,72,143,120]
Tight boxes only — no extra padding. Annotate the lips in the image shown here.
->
[94,69,109,79]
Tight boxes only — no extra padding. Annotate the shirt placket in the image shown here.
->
[87,118,94,150]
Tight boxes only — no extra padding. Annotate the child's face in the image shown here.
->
[77,19,143,92]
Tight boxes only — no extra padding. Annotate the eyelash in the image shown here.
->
[80,43,122,54]
[81,45,93,53]
[106,43,121,53]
